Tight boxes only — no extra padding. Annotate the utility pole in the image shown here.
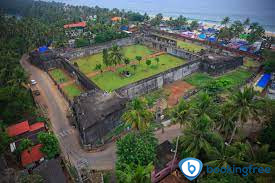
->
[171,136,179,173]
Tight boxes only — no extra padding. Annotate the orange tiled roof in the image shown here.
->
[7,121,30,137]
[64,22,86,29]
[29,122,45,132]
[21,144,44,167]
[111,17,121,21]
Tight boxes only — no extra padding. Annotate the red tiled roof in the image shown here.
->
[7,121,30,137]
[21,144,44,167]
[29,122,45,132]
[111,17,121,21]
[64,22,86,29]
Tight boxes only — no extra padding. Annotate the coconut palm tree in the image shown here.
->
[172,99,192,128]
[136,55,142,65]
[205,142,250,168]
[227,87,261,144]
[193,92,220,122]
[178,114,224,158]
[109,45,124,66]
[124,58,130,68]
[122,98,153,131]
[221,17,230,27]
[231,20,244,37]
[116,163,153,183]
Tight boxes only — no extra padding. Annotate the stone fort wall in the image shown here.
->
[60,37,138,60]
[116,60,201,98]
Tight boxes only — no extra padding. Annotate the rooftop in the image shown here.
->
[64,21,86,29]
[203,53,238,64]
[33,159,66,183]
[7,121,30,137]
[73,91,127,130]
[29,122,45,132]
[7,121,45,137]
[21,144,44,167]
[155,140,175,172]
[111,17,121,22]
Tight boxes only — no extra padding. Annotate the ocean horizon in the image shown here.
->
[44,0,275,32]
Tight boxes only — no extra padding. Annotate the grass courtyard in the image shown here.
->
[73,44,156,74]
[91,54,186,91]
[177,40,205,53]
[49,69,70,84]
[184,68,253,88]
[62,83,84,100]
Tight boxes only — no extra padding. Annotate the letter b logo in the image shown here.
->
[179,158,203,181]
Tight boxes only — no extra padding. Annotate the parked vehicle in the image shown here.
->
[31,79,37,85]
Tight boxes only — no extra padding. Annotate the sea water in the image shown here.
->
[47,0,275,32]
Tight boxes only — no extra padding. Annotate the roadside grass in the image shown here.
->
[49,69,70,84]
[73,44,156,74]
[177,40,205,53]
[91,54,186,92]
[62,83,83,100]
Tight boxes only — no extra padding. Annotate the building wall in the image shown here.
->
[201,57,243,76]
[60,37,138,60]
[116,60,201,98]
[81,110,124,148]
[142,37,201,61]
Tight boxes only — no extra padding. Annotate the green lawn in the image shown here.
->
[91,54,186,91]
[184,73,212,87]
[184,68,252,88]
[73,44,156,74]
[62,83,83,100]
[177,40,205,53]
[218,69,253,87]
[49,69,70,84]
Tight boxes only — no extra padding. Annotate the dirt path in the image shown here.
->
[59,80,76,87]
[86,51,166,78]
[21,54,182,170]
[164,80,195,107]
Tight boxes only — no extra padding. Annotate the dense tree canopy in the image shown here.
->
[116,131,158,169]
[38,132,60,159]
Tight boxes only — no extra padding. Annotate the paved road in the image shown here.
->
[21,54,182,170]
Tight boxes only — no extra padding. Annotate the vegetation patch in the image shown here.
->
[73,45,156,74]
[243,57,260,68]
[218,68,253,87]
[91,54,186,91]
[49,69,70,84]
[62,83,83,100]
[184,73,213,87]
[185,69,252,88]
[177,40,205,53]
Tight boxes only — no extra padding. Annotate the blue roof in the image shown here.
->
[257,73,271,88]
[198,34,206,39]
[239,46,248,52]
[38,46,48,53]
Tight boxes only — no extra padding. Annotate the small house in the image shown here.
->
[7,121,46,152]
[21,144,44,168]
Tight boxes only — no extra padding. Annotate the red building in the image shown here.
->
[21,144,44,168]
[63,21,86,29]
[7,121,46,152]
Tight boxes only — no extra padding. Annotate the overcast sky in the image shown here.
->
[43,0,275,15]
